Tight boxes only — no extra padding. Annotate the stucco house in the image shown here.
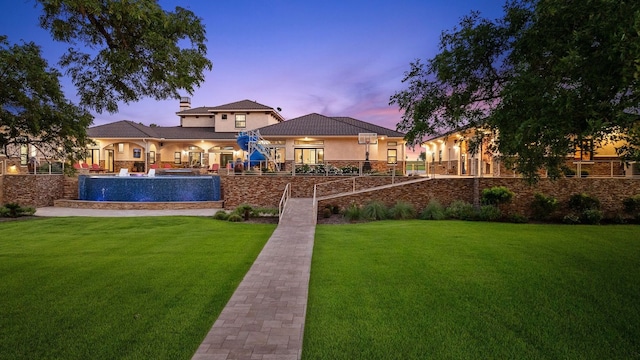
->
[85,98,407,174]
[422,127,638,178]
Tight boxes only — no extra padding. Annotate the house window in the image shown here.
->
[133,149,141,158]
[235,114,246,128]
[86,149,100,165]
[118,143,124,153]
[20,145,28,165]
[294,148,324,164]
[174,152,181,164]
[387,149,397,164]
[388,141,397,146]
[149,151,155,164]
[222,114,227,120]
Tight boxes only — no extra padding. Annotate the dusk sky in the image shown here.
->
[1,0,505,152]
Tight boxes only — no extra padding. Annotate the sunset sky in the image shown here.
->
[1,0,505,154]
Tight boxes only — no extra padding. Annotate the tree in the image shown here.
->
[0,36,93,162]
[1,1,212,164]
[37,0,213,113]
[391,0,640,182]
[418,151,426,162]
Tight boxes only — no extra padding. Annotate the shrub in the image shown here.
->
[250,207,278,217]
[508,213,529,223]
[362,201,389,221]
[481,186,514,205]
[213,211,229,220]
[343,203,362,222]
[233,204,253,220]
[530,193,559,220]
[568,193,600,212]
[477,205,502,221]
[622,194,640,214]
[581,209,603,225]
[227,214,243,222]
[322,208,332,218]
[420,199,446,220]
[0,203,31,218]
[445,200,476,220]
[324,204,340,214]
[389,201,416,220]
[563,213,581,225]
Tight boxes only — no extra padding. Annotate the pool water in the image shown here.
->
[78,175,221,202]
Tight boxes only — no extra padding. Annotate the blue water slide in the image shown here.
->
[237,133,266,167]
[236,133,251,151]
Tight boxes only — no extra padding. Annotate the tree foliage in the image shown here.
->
[0,36,93,162]
[37,0,213,113]
[391,0,640,182]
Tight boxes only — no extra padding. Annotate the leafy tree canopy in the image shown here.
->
[38,0,213,113]
[1,1,211,163]
[391,0,640,182]
[0,36,93,162]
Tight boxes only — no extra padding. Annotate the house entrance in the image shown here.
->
[220,153,234,168]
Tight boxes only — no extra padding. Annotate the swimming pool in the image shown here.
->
[77,175,221,202]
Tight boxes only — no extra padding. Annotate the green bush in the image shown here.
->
[563,213,581,225]
[508,213,529,223]
[0,203,33,218]
[481,186,514,205]
[478,205,502,221]
[343,203,363,222]
[362,201,389,221]
[389,201,416,220]
[227,214,243,222]
[250,207,278,217]
[324,204,340,214]
[530,193,559,220]
[622,194,640,214]
[581,209,603,225]
[420,199,446,220]
[233,204,253,220]
[445,200,476,220]
[213,211,229,220]
[568,193,600,212]
[322,208,332,218]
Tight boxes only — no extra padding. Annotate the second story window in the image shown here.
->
[235,114,246,128]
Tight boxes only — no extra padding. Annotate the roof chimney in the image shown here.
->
[179,97,191,111]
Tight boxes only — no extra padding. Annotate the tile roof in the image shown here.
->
[87,120,237,140]
[176,100,283,121]
[257,113,406,138]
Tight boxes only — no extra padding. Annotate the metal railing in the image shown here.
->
[278,183,291,222]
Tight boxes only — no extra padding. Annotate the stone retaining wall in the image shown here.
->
[2,173,639,219]
[316,177,640,219]
[1,175,65,207]
[220,175,416,208]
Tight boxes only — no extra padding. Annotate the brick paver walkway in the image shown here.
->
[192,198,316,360]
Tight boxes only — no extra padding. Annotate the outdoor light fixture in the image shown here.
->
[8,165,18,174]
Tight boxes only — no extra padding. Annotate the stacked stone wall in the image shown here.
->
[2,173,638,217]
[1,175,65,207]
[316,177,640,219]
[220,175,415,209]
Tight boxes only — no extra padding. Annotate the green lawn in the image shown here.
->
[304,221,640,360]
[0,217,275,360]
